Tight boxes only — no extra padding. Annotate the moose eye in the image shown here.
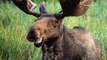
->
[52,20,59,28]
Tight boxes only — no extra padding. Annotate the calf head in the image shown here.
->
[12,0,93,47]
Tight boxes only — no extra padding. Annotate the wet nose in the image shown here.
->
[26,30,35,42]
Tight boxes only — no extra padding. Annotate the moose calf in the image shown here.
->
[12,0,102,60]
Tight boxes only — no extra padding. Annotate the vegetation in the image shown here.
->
[0,0,107,60]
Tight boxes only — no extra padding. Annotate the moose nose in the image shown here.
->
[26,30,35,42]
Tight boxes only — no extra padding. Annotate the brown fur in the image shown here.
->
[27,15,102,60]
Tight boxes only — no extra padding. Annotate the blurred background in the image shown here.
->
[0,0,107,60]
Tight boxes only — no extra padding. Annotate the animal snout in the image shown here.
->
[26,30,35,42]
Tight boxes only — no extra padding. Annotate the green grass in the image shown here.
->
[0,1,107,60]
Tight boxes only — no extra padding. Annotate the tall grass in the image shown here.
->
[0,1,107,60]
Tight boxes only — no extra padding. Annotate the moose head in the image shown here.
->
[12,0,93,47]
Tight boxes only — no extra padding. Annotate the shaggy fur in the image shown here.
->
[41,26,102,60]
[27,16,102,60]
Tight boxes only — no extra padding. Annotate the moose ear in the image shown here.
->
[39,1,47,14]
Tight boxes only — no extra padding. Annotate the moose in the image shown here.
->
[12,0,102,60]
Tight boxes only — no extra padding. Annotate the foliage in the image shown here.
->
[0,1,107,60]
[0,0,107,3]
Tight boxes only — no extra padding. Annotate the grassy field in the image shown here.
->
[0,1,107,60]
